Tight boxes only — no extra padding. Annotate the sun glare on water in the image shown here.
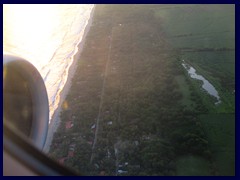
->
[3,4,61,69]
[3,4,94,121]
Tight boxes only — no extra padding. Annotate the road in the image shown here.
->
[90,28,113,164]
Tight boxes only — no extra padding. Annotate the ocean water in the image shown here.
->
[3,4,94,122]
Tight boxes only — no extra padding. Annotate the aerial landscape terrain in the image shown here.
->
[48,5,235,176]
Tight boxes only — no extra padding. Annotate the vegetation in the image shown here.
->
[49,5,235,176]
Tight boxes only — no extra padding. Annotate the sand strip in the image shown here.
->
[43,6,95,153]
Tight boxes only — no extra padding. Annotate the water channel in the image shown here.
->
[182,60,221,105]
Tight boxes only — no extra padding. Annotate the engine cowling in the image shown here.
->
[3,55,49,149]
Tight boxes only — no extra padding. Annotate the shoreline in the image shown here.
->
[43,6,95,153]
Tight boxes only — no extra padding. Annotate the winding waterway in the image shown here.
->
[182,60,221,105]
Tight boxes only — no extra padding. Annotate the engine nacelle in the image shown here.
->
[3,55,49,149]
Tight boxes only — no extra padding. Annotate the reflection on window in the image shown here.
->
[4,4,235,176]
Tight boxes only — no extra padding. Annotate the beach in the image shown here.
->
[43,6,95,153]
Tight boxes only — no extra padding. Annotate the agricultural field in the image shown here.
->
[154,4,235,113]
[49,5,235,176]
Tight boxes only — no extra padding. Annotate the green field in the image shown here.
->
[49,5,235,176]
[200,114,235,176]
[176,155,210,176]
[154,4,235,113]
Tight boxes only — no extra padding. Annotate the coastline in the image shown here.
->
[43,6,95,153]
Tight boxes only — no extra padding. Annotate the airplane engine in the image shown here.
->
[3,55,49,150]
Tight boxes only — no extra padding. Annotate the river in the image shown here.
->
[182,60,221,105]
